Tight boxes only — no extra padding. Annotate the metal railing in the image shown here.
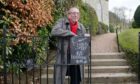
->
[0,2,50,83]
[138,32,140,83]
[0,26,92,84]
[0,25,54,84]
[116,28,121,52]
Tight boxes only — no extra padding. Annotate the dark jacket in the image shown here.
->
[51,17,86,84]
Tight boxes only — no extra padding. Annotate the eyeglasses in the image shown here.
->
[69,12,79,15]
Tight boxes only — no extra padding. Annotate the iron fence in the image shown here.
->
[138,32,140,83]
[0,26,92,84]
[116,28,121,52]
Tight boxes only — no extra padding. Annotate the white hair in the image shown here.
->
[68,7,80,13]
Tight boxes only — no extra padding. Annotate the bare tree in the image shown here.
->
[119,7,127,28]
[112,7,121,28]
[128,9,132,27]
[112,7,128,29]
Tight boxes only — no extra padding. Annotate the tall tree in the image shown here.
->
[109,11,120,26]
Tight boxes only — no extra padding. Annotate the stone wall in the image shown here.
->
[83,0,109,26]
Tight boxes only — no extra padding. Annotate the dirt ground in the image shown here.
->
[92,33,118,53]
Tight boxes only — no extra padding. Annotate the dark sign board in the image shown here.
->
[70,36,90,64]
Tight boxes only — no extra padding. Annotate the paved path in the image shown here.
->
[92,33,118,53]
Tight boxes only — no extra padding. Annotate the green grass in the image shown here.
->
[118,28,140,72]
[119,29,140,53]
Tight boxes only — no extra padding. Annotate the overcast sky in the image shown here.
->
[109,0,140,20]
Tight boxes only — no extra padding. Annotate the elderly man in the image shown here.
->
[51,7,86,84]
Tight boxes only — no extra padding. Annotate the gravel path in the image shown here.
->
[92,33,118,53]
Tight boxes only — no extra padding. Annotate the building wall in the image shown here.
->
[83,0,109,26]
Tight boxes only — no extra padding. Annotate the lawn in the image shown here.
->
[118,28,140,73]
[119,29,140,53]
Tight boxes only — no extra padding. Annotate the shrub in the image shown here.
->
[0,0,54,73]
[0,0,54,45]
[97,22,108,34]
[109,24,115,33]
[132,20,139,28]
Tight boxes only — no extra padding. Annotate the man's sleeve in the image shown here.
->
[51,18,75,37]
[80,24,86,34]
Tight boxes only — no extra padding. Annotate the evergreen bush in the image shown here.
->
[133,5,140,28]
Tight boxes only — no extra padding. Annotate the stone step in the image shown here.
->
[85,66,131,73]
[39,73,137,84]
[90,73,137,83]
[92,83,138,84]
[92,52,125,59]
[49,59,127,66]
[46,52,125,64]
[93,59,127,66]
[41,65,131,74]
[31,52,137,83]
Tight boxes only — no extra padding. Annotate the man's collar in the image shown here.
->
[65,17,81,29]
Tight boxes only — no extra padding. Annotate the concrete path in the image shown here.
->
[91,33,138,83]
[92,33,118,53]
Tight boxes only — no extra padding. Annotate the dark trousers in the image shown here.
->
[67,47,81,84]
[67,65,81,84]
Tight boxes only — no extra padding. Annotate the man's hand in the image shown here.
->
[71,32,77,36]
